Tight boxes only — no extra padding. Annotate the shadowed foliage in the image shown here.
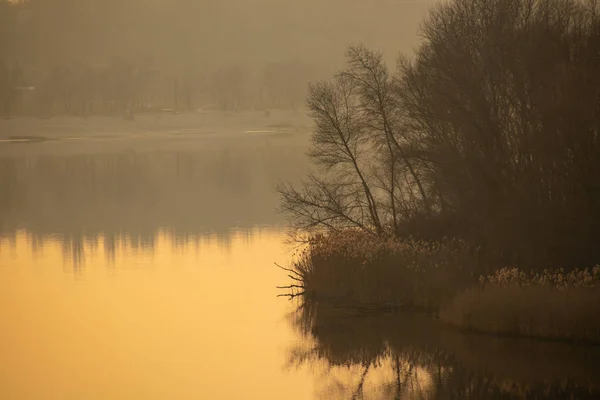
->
[279,0,600,269]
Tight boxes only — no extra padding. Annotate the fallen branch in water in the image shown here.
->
[276,284,305,290]
[277,291,305,300]
[276,262,306,299]
[275,262,303,278]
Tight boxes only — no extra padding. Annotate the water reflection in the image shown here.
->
[0,135,320,399]
[0,137,308,270]
[2,135,598,399]
[288,300,600,399]
[0,229,318,399]
[0,228,278,277]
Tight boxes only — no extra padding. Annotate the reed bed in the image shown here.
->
[282,232,600,342]
[440,266,600,342]
[286,231,474,311]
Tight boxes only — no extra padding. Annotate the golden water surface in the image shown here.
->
[0,229,315,399]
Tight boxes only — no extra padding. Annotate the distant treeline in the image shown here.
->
[0,57,318,116]
[0,0,323,116]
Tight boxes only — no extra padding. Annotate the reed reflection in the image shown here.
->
[287,300,600,399]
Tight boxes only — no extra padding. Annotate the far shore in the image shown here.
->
[0,109,313,140]
[0,110,313,156]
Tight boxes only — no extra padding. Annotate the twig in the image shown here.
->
[276,285,305,290]
[277,291,305,299]
[275,262,303,278]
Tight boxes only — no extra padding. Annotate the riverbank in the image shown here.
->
[0,110,312,141]
[283,231,600,344]
[0,111,313,158]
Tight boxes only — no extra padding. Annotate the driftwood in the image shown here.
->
[276,284,305,290]
[275,262,303,278]
[277,291,305,299]
[275,262,306,300]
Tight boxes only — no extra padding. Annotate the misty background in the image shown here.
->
[0,0,432,114]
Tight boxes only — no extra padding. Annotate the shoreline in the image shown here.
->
[281,232,600,346]
[291,293,600,346]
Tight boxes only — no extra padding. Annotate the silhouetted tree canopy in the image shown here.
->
[280,0,600,269]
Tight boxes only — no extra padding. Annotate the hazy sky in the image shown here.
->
[7,0,436,70]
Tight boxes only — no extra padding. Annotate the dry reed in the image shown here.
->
[441,266,600,342]
[289,230,473,310]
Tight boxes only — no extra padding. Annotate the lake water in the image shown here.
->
[1,115,599,399]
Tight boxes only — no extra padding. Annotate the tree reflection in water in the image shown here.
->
[0,139,308,271]
[286,300,600,399]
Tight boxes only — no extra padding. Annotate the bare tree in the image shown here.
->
[278,74,383,236]
[341,46,431,227]
[278,46,434,238]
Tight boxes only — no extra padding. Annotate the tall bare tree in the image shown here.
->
[341,46,430,225]
[278,46,433,238]
[278,74,383,236]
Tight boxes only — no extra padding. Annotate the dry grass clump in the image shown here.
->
[441,266,600,343]
[290,230,473,310]
[482,266,600,289]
